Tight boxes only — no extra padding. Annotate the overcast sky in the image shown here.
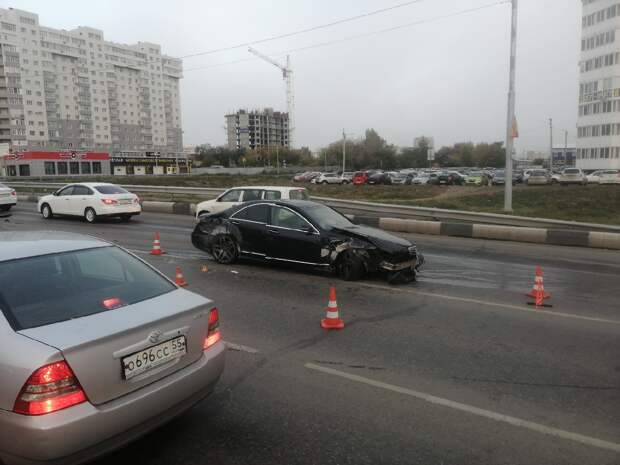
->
[8,0,581,153]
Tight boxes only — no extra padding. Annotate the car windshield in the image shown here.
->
[531,170,547,176]
[564,169,579,174]
[94,185,129,194]
[0,247,176,330]
[303,204,355,230]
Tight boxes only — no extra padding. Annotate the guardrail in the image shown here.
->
[6,181,620,233]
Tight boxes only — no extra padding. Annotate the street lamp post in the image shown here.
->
[504,0,518,212]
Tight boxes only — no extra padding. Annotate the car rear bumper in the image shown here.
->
[0,201,16,206]
[0,342,225,465]
[97,205,142,216]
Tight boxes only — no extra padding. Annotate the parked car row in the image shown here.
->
[294,167,620,187]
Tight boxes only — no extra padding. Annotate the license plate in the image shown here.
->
[119,199,133,205]
[122,336,186,380]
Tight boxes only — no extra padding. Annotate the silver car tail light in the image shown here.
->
[13,361,87,416]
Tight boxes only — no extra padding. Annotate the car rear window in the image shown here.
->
[564,169,579,174]
[94,185,129,194]
[264,190,282,200]
[289,189,309,200]
[0,247,176,331]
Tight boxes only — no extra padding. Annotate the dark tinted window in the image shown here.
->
[92,162,102,174]
[0,247,176,330]
[270,206,309,230]
[57,162,68,175]
[242,189,263,201]
[219,189,242,202]
[232,204,269,223]
[264,190,282,200]
[72,185,93,195]
[57,186,74,196]
[69,162,79,174]
[94,185,129,194]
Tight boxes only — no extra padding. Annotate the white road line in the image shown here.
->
[355,282,620,326]
[225,342,259,354]
[305,363,620,454]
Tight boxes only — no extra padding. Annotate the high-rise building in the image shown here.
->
[0,7,183,157]
[577,0,620,169]
[226,108,289,151]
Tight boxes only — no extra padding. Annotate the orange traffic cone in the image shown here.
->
[174,266,188,287]
[321,285,345,330]
[150,232,165,256]
[526,266,551,308]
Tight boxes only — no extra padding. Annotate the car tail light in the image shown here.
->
[133,196,140,204]
[13,361,87,415]
[203,308,221,350]
[101,198,118,205]
[10,190,16,197]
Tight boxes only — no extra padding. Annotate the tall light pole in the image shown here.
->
[342,129,346,175]
[549,118,554,171]
[504,0,518,212]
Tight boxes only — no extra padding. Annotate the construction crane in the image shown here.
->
[248,47,295,148]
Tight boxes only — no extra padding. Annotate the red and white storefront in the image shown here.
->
[0,151,111,177]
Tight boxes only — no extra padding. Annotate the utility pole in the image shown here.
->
[276,145,280,175]
[342,129,346,175]
[504,0,518,212]
[549,118,554,171]
[564,129,568,168]
[324,150,328,171]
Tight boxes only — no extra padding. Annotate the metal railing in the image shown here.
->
[4,181,620,233]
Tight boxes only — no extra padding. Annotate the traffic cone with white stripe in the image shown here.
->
[526,266,551,308]
[321,285,345,330]
[174,266,188,287]
[150,232,165,256]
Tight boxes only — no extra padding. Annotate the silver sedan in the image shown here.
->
[0,231,225,465]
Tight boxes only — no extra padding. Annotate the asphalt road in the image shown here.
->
[2,204,619,465]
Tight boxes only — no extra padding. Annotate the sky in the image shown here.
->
[6,0,582,153]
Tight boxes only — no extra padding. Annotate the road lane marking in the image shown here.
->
[354,282,620,326]
[225,342,259,354]
[305,363,620,454]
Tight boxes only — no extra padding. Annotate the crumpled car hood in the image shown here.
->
[332,225,412,254]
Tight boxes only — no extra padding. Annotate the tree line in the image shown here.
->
[194,129,506,170]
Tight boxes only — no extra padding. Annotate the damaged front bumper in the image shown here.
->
[379,253,425,272]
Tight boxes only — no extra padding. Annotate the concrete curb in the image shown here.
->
[376,217,620,251]
[13,197,620,251]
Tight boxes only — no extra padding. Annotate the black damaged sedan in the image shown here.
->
[191,200,424,283]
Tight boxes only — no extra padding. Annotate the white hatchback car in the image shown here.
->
[0,183,17,212]
[38,183,141,223]
[195,186,309,218]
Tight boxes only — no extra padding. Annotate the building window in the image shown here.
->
[92,162,102,174]
[70,162,80,174]
[81,162,91,174]
[18,164,31,177]
[57,162,68,175]
[44,161,56,175]
[7,166,17,177]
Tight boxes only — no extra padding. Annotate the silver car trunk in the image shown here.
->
[19,289,213,405]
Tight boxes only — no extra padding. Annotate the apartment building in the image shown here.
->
[0,7,183,162]
[577,0,620,169]
[226,108,289,151]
